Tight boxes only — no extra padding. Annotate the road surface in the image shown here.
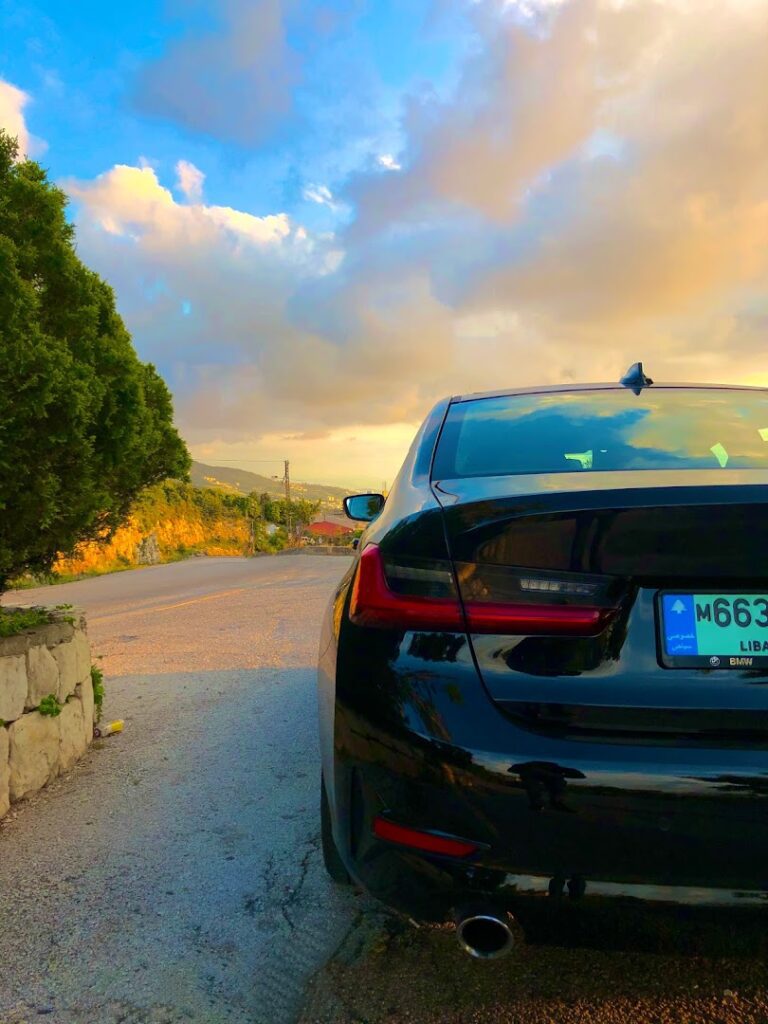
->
[4,556,768,1024]
[0,556,359,1024]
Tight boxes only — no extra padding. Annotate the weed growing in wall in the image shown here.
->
[91,663,105,722]
[0,607,52,637]
[38,694,62,717]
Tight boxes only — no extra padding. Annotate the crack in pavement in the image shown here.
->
[281,834,321,930]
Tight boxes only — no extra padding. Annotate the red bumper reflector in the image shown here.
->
[373,816,479,857]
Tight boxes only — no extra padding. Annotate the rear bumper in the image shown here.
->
[504,873,768,907]
[330,707,768,922]
[319,595,768,923]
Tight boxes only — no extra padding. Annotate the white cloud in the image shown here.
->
[0,79,46,158]
[68,164,292,247]
[377,154,401,171]
[302,184,336,207]
[175,159,205,203]
[202,205,291,245]
[502,0,570,19]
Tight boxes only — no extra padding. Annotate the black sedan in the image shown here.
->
[317,365,768,958]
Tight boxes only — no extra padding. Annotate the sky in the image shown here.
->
[1,0,767,489]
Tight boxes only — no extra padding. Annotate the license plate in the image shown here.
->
[659,592,768,668]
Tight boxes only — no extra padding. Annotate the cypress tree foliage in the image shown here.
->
[0,130,190,591]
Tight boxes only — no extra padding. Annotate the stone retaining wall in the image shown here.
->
[0,608,94,818]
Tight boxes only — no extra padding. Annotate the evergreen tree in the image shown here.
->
[0,131,190,590]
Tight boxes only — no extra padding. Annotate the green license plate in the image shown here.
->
[659,592,768,668]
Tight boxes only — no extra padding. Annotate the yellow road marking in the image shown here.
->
[90,587,246,622]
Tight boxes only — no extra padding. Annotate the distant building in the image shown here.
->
[305,520,354,542]
[311,511,352,529]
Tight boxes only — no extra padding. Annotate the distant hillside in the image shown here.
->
[190,461,354,506]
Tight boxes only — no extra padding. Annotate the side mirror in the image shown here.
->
[344,493,385,522]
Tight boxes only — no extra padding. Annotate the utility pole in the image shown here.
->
[284,459,293,540]
[200,457,293,539]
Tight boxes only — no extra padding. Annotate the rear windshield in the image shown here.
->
[432,388,768,479]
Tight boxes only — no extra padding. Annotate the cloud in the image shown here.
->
[175,159,205,203]
[342,0,768,373]
[346,0,604,232]
[67,164,292,245]
[58,0,768,484]
[459,0,768,340]
[0,79,46,158]
[65,161,369,436]
[503,0,570,16]
[377,154,401,171]
[68,160,480,442]
[191,422,421,489]
[134,0,300,146]
[302,183,335,207]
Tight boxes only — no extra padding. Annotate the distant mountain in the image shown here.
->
[190,461,354,505]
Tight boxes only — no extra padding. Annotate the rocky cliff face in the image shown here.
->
[55,513,251,577]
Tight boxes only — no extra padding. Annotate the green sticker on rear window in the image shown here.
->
[710,442,729,467]
[564,450,593,469]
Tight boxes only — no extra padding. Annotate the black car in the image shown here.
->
[317,365,768,958]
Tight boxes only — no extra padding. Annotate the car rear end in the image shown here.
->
[320,383,768,929]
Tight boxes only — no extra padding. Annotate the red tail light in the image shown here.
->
[373,816,479,858]
[466,602,610,634]
[350,545,615,636]
[349,544,463,630]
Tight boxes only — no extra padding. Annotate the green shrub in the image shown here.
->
[38,694,62,717]
[0,607,52,637]
[90,663,104,722]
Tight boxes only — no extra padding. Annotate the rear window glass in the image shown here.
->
[432,389,768,479]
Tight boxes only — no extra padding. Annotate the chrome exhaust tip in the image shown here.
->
[455,908,516,959]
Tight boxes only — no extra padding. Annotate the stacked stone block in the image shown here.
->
[0,608,94,818]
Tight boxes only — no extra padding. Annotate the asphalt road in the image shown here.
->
[0,555,360,1024]
[4,556,768,1024]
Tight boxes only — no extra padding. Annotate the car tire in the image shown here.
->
[321,776,352,885]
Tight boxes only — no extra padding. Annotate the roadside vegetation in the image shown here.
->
[0,602,78,635]
[0,606,52,637]
[13,481,322,584]
[91,663,105,720]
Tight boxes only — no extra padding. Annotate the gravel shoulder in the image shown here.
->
[299,906,768,1024]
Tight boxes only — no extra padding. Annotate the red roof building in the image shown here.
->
[306,520,354,538]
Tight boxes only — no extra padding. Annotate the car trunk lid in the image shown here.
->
[433,470,768,739]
